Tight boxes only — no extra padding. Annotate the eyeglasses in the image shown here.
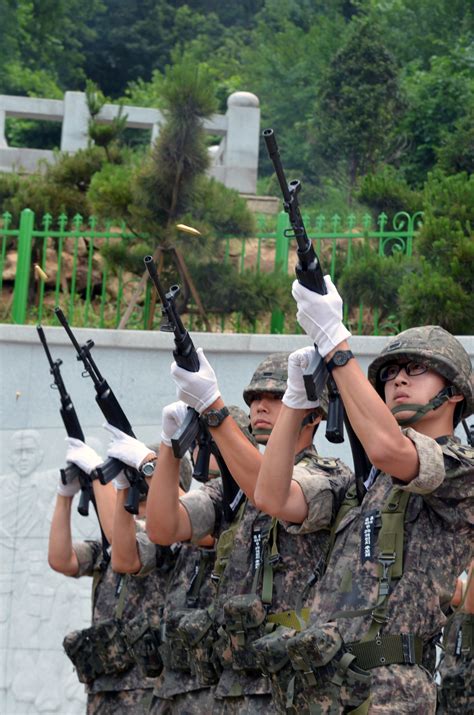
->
[379,361,429,383]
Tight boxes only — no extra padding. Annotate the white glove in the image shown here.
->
[57,473,81,498]
[113,471,131,491]
[65,437,103,475]
[161,400,189,447]
[282,347,322,410]
[104,423,154,470]
[292,276,351,357]
[170,347,220,414]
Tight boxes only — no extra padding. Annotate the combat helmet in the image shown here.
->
[243,352,289,407]
[368,325,473,425]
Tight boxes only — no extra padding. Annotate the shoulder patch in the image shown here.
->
[307,454,339,471]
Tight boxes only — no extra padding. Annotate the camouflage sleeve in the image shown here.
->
[133,520,159,577]
[283,460,354,535]
[71,540,102,578]
[393,429,474,529]
[180,478,224,543]
[393,428,446,494]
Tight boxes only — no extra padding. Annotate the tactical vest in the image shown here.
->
[254,484,417,714]
[64,555,166,683]
[159,546,217,682]
[215,450,328,679]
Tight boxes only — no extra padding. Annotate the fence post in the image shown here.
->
[12,208,34,324]
[270,211,290,334]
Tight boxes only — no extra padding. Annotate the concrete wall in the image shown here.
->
[0,91,260,194]
[0,325,472,714]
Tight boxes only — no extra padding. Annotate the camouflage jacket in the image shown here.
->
[437,611,474,713]
[295,432,474,647]
[180,447,353,697]
[72,520,176,693]
[153,541,217,699]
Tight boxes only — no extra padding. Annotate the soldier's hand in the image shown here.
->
[171,347,220,414]
[65,437,103,475]
[104,423,154,470]
[160,400,189,447]
[283,347,322,409]
[292,276,351,357]
[57,472,81,498]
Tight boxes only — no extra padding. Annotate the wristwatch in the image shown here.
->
[201,406,230,428]
[140,457,157,477]
[326,350,354,374]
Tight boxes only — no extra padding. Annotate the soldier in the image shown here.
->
[148,405,248,715]
[147,350,353,713]
[48,431,189,715]
[437,560,474,713]
[254,273,473,714]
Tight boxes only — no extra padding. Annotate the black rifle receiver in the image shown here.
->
[53,308,148,515]
[262,128,343,442]
[144,255,200,458]
[37,325,93,517]
[144,255,245,519]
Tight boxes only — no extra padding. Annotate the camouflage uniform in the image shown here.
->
[149,406,252,715]
[149,542,217,714]
[275,327,474,714]
[181,447,353,714]
[437,611,474,713]
[70,520,176,715]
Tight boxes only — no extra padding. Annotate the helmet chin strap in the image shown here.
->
[391,386,457,426]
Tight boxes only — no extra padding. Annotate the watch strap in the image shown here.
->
[201,406,230,428]
[326,350,354,374]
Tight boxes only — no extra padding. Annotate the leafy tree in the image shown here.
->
[399,48,474,185]
[436,110,474,176]
[310,17,405,198]
[365,0,474,70]
[82,0,199,97]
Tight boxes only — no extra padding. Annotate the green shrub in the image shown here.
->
[399,265,473,334]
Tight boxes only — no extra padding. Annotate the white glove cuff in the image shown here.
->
[317,324,352,358]
[113,472,131,490]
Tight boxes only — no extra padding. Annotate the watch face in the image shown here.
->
[141,461,155,476]
[335,352,347,366]
[206,412,220,427]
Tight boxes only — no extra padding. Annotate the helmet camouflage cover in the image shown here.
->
[368,325,473,420]
[243,352,290,407]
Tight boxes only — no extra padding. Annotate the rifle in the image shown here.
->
[263,128,371,501]
[54,308,148,515]
[37,325,93,517]
[462,419,474,448]
[144,255,244,520]
[262,128,343,443]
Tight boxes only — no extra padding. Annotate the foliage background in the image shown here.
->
[1,0,473,332]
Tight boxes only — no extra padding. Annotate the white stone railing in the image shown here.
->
[0,90,260,193]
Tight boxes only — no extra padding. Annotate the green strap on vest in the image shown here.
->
[326,484,360,569]
[115,575,129,620]
[261,518,280,605]
[186,547,215,607]
[212,499,247,587]
[348,633,423,669]
[267,607,310,631]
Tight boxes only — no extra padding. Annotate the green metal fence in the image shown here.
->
[0,208,422,334]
